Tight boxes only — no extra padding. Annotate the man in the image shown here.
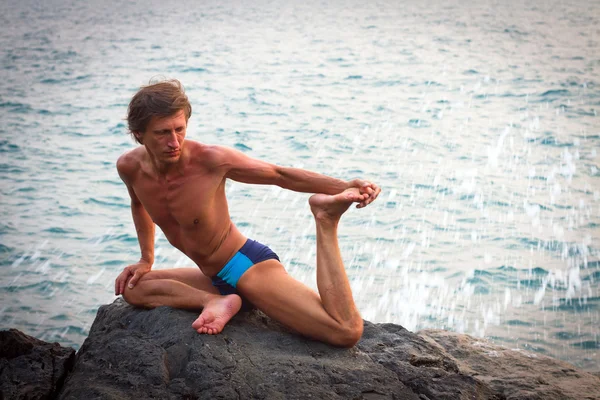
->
[115,79,380,347]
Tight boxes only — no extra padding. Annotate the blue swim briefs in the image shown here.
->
[211,238,279,310]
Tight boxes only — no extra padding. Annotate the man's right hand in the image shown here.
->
[114,261,152,296]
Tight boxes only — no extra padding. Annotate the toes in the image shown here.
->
[195,325,222,335]
[191,319,203,330]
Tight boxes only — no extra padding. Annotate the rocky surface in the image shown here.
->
[2,299,598,399]
[51,298,599,400]
[0,329,75,400]
[419,329,600,400]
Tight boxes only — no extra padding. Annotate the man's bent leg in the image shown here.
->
[123,268,220,308]
[122,267,242,335]
[237,189,364,347]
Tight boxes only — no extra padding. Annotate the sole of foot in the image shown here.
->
[309,188,365,221]
[191,294,242,335]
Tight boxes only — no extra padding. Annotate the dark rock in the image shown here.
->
[57,300,417,399]
[419,329,600,400]
[0,329,75,400]
[9,297,600,400]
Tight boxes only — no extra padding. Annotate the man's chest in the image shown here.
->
[133,172,224,228]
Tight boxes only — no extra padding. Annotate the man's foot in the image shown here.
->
[191,294,242,335]
[309,188,366,222]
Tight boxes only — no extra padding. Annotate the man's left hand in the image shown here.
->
[348,179,381,208]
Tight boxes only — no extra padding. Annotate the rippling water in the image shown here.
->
[1,0,599,371]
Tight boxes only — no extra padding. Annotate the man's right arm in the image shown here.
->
[128,187,155,265]
[114,154,155,296]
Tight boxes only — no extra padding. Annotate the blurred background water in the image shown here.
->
[0,0,599,371]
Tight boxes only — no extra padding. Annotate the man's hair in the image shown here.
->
[127,79,192,144]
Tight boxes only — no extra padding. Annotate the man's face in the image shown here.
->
[137,110,187,164]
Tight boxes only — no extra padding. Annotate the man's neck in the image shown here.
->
[146,148,188,180]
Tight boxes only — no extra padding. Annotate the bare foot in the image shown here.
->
[309,188,367,221]
[191,294,242,335]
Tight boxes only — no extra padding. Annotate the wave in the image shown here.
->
[84,197,128,208]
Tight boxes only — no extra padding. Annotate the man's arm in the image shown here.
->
[215,146,380,205]
[114,154,155,295]
[127,186,155,265]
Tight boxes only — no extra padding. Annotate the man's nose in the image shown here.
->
[167,133,179,148]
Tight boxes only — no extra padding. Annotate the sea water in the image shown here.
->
[0,0,598,371]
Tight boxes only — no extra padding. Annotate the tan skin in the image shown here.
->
[115,110,381,347]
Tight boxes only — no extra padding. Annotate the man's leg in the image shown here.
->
[122,267,242,334]
[236,188,364,347]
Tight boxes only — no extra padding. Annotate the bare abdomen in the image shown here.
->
[181,222,247,277]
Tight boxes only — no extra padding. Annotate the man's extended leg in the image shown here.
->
[236,188,364,347]
[122,268,242,334]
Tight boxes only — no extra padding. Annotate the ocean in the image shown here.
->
[0,0,598,371]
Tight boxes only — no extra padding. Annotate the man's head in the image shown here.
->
[127,79,192,145]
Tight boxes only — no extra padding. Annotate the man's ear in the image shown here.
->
[133,131,143,144]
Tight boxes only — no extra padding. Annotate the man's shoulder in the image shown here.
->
[116,147,145,178]
[187,141,227,155]
[188,142,232,167]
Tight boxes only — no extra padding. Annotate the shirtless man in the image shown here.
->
[114,79,380,347]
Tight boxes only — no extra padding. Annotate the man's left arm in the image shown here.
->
[217,146,381,206]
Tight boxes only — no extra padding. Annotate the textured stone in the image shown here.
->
[58,300,416,400]
[0,329,75,400]
[7,297,599,400]
[418,329,600,400]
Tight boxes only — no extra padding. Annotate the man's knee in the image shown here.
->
[122,285,149,308]
[330,319,364,348]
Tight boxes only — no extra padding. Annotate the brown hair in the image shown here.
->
[127,79,192,144]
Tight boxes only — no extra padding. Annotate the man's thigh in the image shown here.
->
[139,267,219,294]
[236,260,343,343]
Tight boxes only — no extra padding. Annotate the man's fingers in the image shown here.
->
[373,185,381,199]
[359,182,372,193]
[119,274,128,295]
[115,275,123,296]
[366,184,381,203]
[115,269,132,296]
[129,269,148,289]
[128,273,139,289]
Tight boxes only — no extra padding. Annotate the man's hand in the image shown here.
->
[348,179,381,208]
[114,261,152,296]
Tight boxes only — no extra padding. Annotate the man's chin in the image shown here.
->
[163,152,181,161]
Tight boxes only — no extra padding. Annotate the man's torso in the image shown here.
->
[121,141,246,276]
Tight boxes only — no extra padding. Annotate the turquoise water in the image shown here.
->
[1,0,599,371]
